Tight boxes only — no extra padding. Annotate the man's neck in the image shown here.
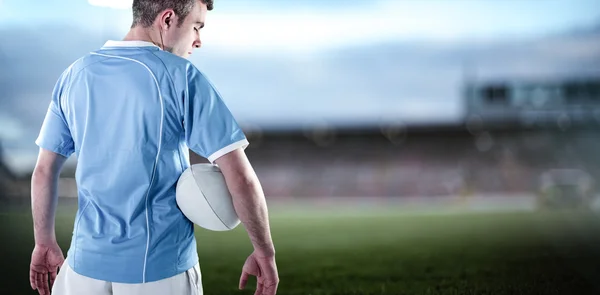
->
[123,27,160,48]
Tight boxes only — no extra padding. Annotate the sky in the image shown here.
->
[1,0,599,52]
[0,0,600,173]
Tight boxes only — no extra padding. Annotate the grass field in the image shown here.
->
[1,200,600,295]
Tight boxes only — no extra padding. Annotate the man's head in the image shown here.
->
[131,0,214,58]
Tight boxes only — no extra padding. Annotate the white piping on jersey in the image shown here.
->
[90,52,164,283]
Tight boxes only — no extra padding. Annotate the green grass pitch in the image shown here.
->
[1,203,600,294]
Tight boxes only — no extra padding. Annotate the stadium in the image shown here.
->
[1,1,600,294]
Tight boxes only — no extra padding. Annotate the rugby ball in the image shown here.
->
[176,163,240,231]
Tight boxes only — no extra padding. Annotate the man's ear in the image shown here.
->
[159,9,175,30]
[165,14,172,28]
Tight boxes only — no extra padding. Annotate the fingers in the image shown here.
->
[240,254,261,290]
[253,282,264,295]
[30,268,37,290]
[49,257,63,290]
[239,271,249,290]
[254,255,279,295]
[36,273,44,294]
[31,267,55,295]
[262,281,279,295]
[241,253,279,295]
[35,273,44,295]
[49,270,58,290]
[42,272,50,295]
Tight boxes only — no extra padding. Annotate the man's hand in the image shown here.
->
[239,252,279,295]
[30,243,65,295]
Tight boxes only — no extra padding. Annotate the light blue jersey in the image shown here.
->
[35,40,249,284]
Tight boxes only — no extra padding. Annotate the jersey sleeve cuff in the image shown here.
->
[207,139,249,163]
[35,138,74,158]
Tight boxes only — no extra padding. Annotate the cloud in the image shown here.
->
[165,0,600,54]
[1,23,599,161]
[533,35,600,61]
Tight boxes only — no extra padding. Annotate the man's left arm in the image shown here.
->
[30,148,68,295]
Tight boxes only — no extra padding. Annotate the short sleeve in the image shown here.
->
[35,70,75,158]
[183,65,248,163]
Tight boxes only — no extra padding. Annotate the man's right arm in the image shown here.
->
[214,148,275,257]
[182,64,278,293]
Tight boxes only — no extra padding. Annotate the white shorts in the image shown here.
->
[52,258,203,295]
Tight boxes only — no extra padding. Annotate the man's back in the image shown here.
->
[35,40,249,284]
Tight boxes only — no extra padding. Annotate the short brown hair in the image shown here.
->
[131,0,214,28]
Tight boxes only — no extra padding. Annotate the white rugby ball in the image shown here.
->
[176,163,240,231]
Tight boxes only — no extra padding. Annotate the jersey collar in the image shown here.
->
[102,40,161,49]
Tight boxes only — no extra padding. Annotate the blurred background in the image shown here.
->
[1,0,600,209]
[2,0,600,294]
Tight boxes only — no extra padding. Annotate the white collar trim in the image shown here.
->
[102,40,160,49]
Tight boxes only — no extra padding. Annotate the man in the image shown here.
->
[29,0,279,294]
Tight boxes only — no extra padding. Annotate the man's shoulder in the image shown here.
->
[141,51,213,88]
[52,55,89,85]
[58,51,116,78]
[147,51,197,73]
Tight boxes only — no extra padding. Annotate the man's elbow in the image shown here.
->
[32,164,59,185]
[32,148,68,182]
[228,172,260,195]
